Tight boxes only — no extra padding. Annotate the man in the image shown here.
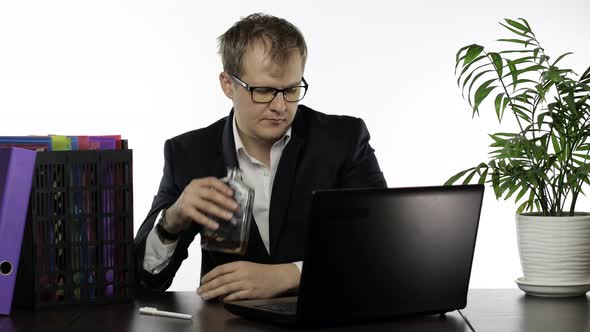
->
[133,13,386,302]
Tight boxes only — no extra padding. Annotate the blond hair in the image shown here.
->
[218,13,308,76]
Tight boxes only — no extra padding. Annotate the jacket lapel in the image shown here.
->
[269,108,306,256]
[220,109,239,169]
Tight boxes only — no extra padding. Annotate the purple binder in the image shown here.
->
[0,147,36,315]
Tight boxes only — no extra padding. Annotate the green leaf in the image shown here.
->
[499,22,531,39]
[505,18,530,33]
[458,70,475,88]
[506,56,537,67]
[573,153,590,160]
[552,52,573,66]
[518,18,533,35]
[494,93,505,121]
[495,132,518,137]
[474,86,497,114]
[489,134,507,147]
[508,60,518,90]
[464,45,485,65]
[536,83,549,100]
[466,70,495,101]
[445,168,474,185]
[545,67,564,83]
[498,38,535,46]
[478,167,489,184]
[572,158,585,167]
[555,68,575,76]
[510,104,533,122]
[513,91,535,106]
[505,182,521,199]
[536,112,547,128]
[506,79,538,88]
[576,95,589,108]
[525,172,539,187]
[473,79,497,111]
[551,133,561,153]
[456,55,488,79]
[515,185,529,202]
[463,169,478,185]
[539,55,551,64]
[564,92,577,113]
[456,45,472,64]
[538,170,551,183]
[499,50,535,54]
[576,164,590,176]
[489,148,504,156]
[516,200,529,214]
[508,65,547,77]
[501,98,510,119]
[523,190,535,213]
[524,38,538,47]
[492,171,501,199]
[497,178,513,197]
[489,52,503,77]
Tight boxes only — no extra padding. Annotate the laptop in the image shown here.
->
[224,185,484,326]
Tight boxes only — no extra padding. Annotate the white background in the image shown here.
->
[1,0,589,291]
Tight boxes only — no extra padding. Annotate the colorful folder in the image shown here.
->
[0,147,37,315]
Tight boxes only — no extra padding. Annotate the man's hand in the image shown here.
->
[197,261,300,301]
[163,177,239,234]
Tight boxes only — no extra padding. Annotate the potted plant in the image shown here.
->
[446,18,590,297]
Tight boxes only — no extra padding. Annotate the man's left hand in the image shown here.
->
[197,261,300,301]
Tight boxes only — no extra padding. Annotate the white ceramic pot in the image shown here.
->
[516,212,590,284]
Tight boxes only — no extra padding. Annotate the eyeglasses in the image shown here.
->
[230,74,309,103]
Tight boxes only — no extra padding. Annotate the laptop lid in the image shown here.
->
[296,184,484,325]
[224,184,484,326]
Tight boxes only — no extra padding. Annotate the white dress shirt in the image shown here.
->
[143,116,303,274]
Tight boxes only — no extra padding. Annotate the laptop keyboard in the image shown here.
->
[254,302,297,314]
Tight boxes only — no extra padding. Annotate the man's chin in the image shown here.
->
[257,128,288,143]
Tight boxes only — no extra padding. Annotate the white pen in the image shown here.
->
[139,306,192,320]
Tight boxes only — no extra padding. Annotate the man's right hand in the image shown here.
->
[162,177,240,234]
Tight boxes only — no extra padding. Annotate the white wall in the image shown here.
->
[1,0,589,291]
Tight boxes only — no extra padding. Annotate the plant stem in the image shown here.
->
[487,50,550,213]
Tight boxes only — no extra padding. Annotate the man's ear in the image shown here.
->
[219,72,233,100]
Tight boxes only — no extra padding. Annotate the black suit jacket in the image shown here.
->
[133,105,387,291]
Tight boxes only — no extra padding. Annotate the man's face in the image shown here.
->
[221,43,304,147]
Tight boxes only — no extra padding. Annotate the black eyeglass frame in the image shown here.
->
[230,74,309,103]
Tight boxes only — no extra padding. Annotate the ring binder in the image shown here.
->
[0,148,37,315]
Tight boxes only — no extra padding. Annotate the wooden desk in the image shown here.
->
[2,289,589,331]
[462,289,590,332]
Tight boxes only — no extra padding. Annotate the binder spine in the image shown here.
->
[0,148,36,315]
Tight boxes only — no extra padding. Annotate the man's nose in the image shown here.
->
[269,92,287,113]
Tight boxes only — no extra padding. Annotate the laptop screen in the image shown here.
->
[297,185,484,324]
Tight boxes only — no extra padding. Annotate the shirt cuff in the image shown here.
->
[292,261,303,273]
[143,210,179,274]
